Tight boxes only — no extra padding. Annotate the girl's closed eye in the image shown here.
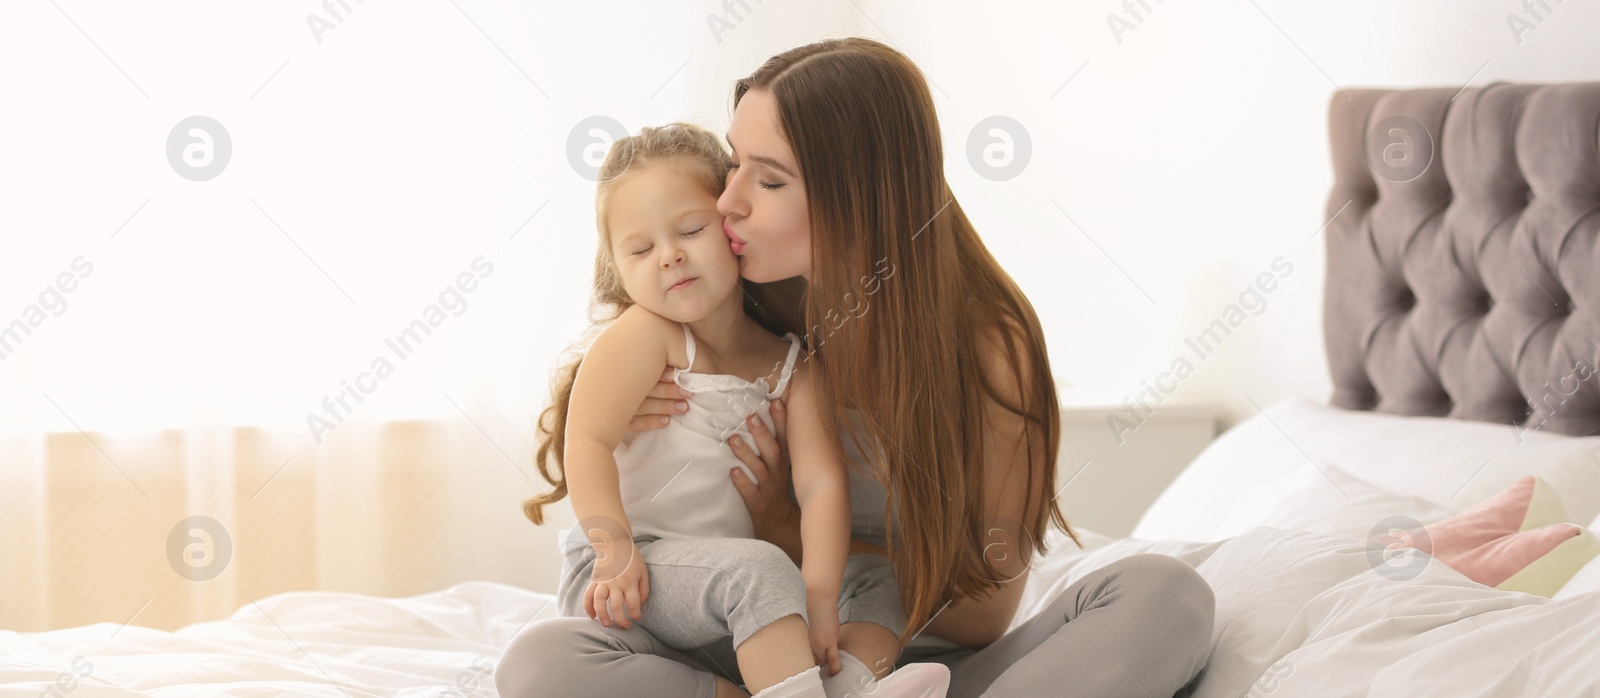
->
[629,227,702,256]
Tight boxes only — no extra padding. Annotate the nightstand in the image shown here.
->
[1053,385,1221,538]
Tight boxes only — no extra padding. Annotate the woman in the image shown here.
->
[497,38,1215,698]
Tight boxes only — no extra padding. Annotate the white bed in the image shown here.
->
[5,399,1600,697]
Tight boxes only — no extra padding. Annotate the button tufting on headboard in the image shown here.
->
[1324,83,1600,436]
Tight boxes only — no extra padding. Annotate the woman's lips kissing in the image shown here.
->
[723,220,748,255]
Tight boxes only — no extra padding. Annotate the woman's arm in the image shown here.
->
[924,320,1048,648]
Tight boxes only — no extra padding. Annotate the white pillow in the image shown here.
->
[1555,512,1600,599]
[1554,554,1600,600]
[1131,452,1452,543]
[1134,399,1600,542]
[1235,463,1455,539]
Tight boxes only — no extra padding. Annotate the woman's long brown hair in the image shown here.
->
[735,38,1083,643]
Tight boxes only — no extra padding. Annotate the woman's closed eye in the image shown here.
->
[730,163,785,191]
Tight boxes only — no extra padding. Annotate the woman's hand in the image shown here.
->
[583,539,650,630]
[627,367,691,432]
[728,399,801,555]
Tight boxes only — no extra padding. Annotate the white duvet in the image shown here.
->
[6,400,1599,696]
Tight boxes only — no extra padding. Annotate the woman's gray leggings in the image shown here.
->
[495,552,1215,698]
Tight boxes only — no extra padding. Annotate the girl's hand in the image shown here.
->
[807,602,842,676]
[583,540,650,629]
[627,367,691,432]
[728,400,799,544]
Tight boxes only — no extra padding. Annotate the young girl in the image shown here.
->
[521,123,950,698]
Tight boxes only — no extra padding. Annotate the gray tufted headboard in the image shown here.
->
[1324,83,1600,436]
